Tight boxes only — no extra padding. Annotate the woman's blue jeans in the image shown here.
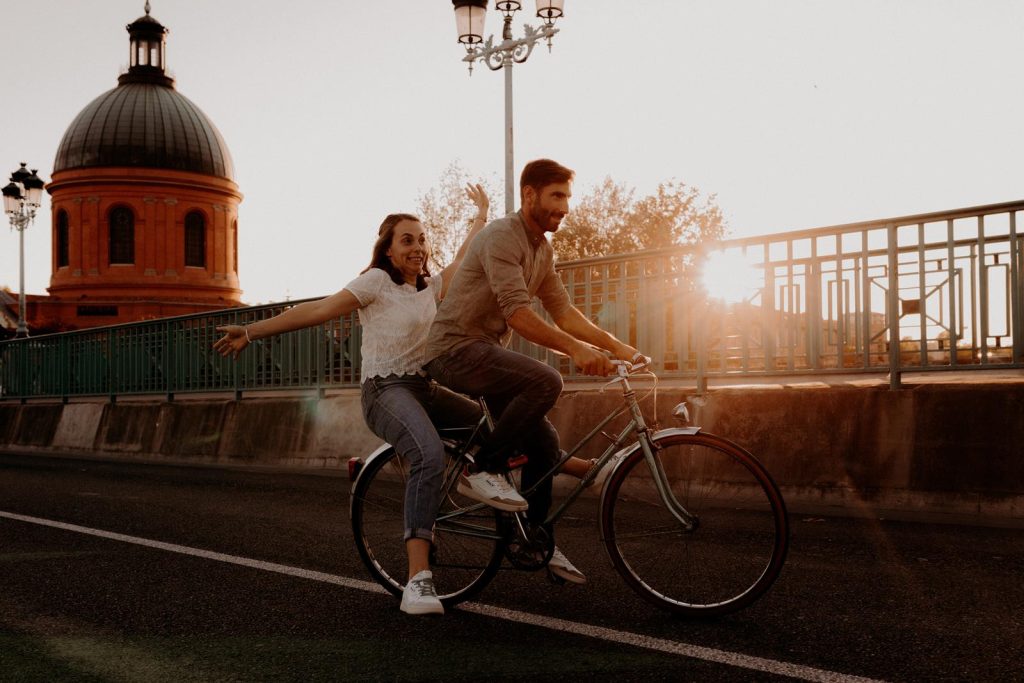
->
[360,374,481,542]
[425,341,563,527]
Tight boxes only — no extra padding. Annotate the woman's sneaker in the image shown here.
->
[458,470,529,512]
[548,546,586,584]
[401,570,444,615]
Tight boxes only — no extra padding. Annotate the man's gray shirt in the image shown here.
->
[425,210,573,361]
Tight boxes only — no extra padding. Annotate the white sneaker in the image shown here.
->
[457,470,529,512]
[548,546,587,584]
[401,570,444,615]
[590,449,630,490]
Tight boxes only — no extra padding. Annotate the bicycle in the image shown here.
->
[348,357,789,617]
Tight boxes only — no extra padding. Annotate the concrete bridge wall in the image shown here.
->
[1,382,1021,525]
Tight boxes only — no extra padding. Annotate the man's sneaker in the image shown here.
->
[457,470,529,512]
[401,570,444,615]
[548,546,587,584]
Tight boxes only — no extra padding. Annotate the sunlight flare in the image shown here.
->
[701,249,764,304]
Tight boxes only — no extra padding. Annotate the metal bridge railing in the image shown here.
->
[2,199,1022,400]
[549,199,1024,389]
[0,302,361,401]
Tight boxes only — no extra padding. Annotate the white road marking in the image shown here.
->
[457,602,885,683]
[2,510,885,683]
[0,510,386,595]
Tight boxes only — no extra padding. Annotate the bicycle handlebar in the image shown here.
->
[611,352,652,376]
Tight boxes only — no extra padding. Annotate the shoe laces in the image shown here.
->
[489,474,518,495]
[408,576,437,598]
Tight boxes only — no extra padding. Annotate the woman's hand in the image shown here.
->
[465,183,489,222]
[213,325,249,360]
[440,183,492,299]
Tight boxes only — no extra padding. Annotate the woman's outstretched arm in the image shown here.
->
[213,287,361,359]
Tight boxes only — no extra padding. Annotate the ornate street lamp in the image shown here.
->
[3,163,45,337]
[452,1,566,214]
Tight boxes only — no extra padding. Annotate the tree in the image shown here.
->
[416,161,500,272]
[550,177,629,261]
[552,177,726,260]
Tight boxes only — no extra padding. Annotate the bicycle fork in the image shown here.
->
[626,386,700,533]
[637,434,699,532]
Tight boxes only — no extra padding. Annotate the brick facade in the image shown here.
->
[36,166,243,330]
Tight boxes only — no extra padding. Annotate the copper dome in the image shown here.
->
[53,83,235,180]
[52,8,234,181]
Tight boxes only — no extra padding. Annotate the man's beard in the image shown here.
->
[530,204,563,233]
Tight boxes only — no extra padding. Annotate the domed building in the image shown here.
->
[41,5,243,330]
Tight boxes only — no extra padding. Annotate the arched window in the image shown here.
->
[232,219,238,272]
[109,207,134,264]
[185,211,206,267]
[56,210,70,268]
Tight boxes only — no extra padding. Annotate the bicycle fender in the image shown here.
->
[650,426,702,439]
[598,427,702,502]
[609,427,704,464]
[362,442,394,466]
[349,442,394,495]
[350,434,465,496]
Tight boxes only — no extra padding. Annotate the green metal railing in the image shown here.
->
[2,199,1022,400]
[548,199,1024,389]
[0,303,362,401]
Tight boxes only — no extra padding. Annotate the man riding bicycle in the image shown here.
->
[424,158,638,584]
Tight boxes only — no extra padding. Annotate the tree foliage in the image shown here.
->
[552,177,727,261]
[417,164,727,265]
[416,160,500,272]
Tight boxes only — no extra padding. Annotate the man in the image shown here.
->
[424,158,637,584]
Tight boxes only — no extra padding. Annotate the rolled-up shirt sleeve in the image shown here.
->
[479,229,533,319]
[535,263,572,320]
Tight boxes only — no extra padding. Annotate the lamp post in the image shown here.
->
[2,163,45,338]
[452,1,565,215]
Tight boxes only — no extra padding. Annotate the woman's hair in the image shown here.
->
[519,158,575,201]
[362,213,430,291]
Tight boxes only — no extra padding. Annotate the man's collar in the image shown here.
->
[516,209,546,246]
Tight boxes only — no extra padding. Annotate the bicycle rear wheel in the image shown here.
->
[350,444,504,607]
[600,432,789,617]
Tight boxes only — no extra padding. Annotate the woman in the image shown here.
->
[213,186,593,615]
[214,185,491,616]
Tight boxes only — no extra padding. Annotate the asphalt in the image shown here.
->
[0,452,1021,682]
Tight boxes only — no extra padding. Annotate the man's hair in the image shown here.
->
[362,212,430,291]
[519,158,574,201]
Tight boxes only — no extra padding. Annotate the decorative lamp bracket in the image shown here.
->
[462,25,558,72]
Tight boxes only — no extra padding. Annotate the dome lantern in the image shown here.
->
[52,1,235,180]
[120,2,172,87]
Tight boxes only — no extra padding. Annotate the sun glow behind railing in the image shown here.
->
[3,200,1023,398]
[701,248,764,305]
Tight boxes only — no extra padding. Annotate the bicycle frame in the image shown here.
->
[351,371,702,536]
[519,371,703,532]
[349,363,789,616]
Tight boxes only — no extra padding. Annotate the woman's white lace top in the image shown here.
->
[343,268,442,382]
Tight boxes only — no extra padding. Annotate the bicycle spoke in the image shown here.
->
[602,433,788,616]
[612,526,688,541]
[351,446,504,606]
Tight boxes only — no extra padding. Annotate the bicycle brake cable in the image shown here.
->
[640,370,659,428]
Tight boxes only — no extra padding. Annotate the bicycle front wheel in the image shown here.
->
[350,444,505,607]
[601,432,789,617]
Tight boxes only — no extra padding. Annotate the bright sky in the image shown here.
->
[2,1,1022,305]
